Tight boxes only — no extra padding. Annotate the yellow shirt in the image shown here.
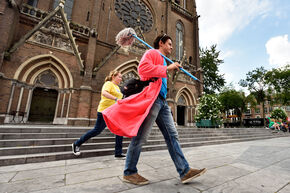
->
[97,81,123,112]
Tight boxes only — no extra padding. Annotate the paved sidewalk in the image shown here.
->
[0,137,290,193]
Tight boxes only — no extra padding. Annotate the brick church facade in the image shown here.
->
[0,0,203,126]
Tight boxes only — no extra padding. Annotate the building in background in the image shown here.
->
[0,0,202,126]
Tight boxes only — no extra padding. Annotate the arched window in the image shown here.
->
[53,0,74,20]
[176,22,184,60]
[178,95,186,106]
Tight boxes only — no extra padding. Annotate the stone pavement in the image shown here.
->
[0,136,290,193]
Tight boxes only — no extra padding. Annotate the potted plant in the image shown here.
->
[195,94,222,128]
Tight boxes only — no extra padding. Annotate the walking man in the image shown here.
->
[104,34,206,185]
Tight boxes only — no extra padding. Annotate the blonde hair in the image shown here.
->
[105,70,120,82]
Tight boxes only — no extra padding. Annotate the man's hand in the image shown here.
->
[167,62,181,71]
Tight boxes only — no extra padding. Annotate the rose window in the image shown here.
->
[114,0,153,33]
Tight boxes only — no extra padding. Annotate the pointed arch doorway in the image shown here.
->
[175,86,197,126]
[28,70,59,123]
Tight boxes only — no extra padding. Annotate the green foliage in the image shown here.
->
[239,66,268,93]
[265,64,290,105]
[199,45,226,94]
[244,93,258,109]
[270,108,287,121]
[239,66,269,123]
[218,89,245,116]
[219,89,244,111]
[195,94,222,122]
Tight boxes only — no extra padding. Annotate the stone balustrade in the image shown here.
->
[21,3,90,37]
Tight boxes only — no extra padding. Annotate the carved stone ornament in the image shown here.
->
[28,19,73,52]
[114,0,153,33]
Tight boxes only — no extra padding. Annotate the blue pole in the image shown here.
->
[131,34,201,82]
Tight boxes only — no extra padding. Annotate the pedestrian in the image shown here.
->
[103,34,206,185]
[72,70,125,159]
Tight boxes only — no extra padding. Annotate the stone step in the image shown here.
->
[0,133,283,156]
[0,125,271,133]
[0,124,288,166]
[0,130,271,140]
[0,135,284,166]
[0,132,276,147]
[0,127,275,139]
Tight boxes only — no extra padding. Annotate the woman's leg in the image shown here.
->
[115,135,123,156]
[74,112,107,147]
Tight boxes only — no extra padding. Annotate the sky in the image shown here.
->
[195,0,290,92]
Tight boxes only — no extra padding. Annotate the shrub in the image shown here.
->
[270,108,287,121]
[195,94,222,123]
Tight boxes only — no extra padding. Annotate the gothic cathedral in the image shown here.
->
[0,0,203,126]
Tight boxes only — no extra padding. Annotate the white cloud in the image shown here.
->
[220,50,234,60]
[265,34,290,67]
[196,0,271,47]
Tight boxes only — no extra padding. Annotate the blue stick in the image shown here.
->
[131,34,201,82]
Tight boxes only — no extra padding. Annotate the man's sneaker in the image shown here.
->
[115,154,126,159]
[123,173,149,185]
[72,143,80,156]
[181,168,207,184]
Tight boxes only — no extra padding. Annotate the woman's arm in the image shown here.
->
[102,90,118,101]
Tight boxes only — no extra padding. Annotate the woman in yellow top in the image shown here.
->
[72,70,125,158]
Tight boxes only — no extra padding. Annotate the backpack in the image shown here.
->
[121,78,156,98]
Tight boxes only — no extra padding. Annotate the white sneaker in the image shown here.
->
[72,143,81,156]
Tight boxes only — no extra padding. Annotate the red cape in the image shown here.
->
[103,49,167,137]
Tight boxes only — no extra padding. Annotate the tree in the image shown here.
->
[265,64,290,106]
[239,66,269,126]
[219,88,246,125]
[200,45,225,94]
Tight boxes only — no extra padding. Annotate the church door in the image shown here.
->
[177,105,185,125]
[28,87,58,122]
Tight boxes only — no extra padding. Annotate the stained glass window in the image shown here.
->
[114,0,153,33]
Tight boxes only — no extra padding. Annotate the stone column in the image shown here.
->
[185,106,188,126]
[16,86,24,118]
[54,91,60,120]
[24,87,33,123]
[4,82,16,123]
[60,92,66,117]
[66,91,72,119]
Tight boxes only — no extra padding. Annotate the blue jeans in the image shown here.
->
[124,96,190,178]
[74,112,123,156]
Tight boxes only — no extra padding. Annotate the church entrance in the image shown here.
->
[28,87,58,123]
[177,105,185,126]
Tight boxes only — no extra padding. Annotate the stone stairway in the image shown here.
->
[0,124,288,166]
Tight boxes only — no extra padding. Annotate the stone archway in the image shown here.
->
[115,59,140,86]
[4,54,74,124]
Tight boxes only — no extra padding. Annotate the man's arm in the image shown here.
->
[138,50,167,78]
